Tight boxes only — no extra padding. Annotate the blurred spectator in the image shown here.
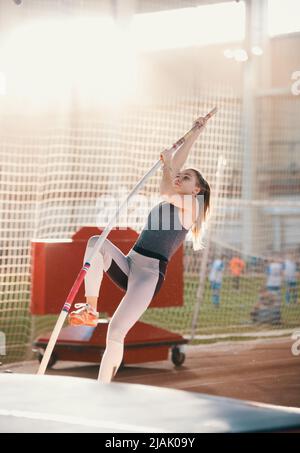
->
[209,256,225,308]
[251,287,281,325]
[265,255,283,301]
[229,255,245,290]
[283,253,298,305]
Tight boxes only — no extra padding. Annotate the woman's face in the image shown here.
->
[173,169,200,196]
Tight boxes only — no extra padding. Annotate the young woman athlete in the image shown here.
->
[68,116,211,383]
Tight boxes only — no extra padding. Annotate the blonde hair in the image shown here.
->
[189,169,211,251]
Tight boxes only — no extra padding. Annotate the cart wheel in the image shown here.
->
[171,346,185,367]
[37,351,58,369]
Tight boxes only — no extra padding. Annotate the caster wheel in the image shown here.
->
[171,346,185,367]
[37,351,58,369]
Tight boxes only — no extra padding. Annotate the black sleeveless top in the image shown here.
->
[132,201,189,263]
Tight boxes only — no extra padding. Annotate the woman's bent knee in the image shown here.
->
[87,236,108,254]
[87,235,100,247]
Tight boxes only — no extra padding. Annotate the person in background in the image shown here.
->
[265,255,283,302]
[283,253,298,305]
[229,255,245,290]
[251,286,281,325]
[209,255,225,308]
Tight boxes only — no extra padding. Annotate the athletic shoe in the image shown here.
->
[68,303,99,327]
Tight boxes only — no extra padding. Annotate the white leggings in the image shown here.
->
[83,236,166,383]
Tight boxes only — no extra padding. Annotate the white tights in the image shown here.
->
[83,236,164,383]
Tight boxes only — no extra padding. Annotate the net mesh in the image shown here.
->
[0,0,299,363]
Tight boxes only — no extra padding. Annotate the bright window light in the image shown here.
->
[268,0,300,36]
[130,1,245,51]
[0,72,6,95]
[0,17,138,108]
[234,48,248,62]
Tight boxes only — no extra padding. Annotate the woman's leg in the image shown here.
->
[69,236,131,326]
[98,260,162,383]
[84,235,131,309]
